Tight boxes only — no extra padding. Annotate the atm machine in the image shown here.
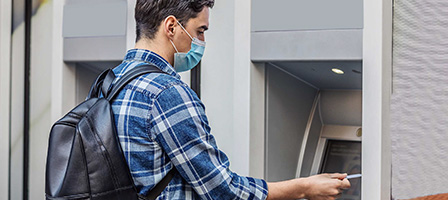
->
[250,2,363,197]
[263,61,362,200]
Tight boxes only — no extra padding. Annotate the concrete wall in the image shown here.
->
[362,0,393,197]
[250,0,363,64]
[0,0,12,198]
[201,0,236,173]
[251,0,363,32]
[10,0,25,198]
[201,0,253,176]
[320,90,362,126]
[249,63,267,179]
[265,64,318,182]
[28,1,54,199]
[391,0,448,198]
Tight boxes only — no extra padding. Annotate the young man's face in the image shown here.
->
[174,7,209,53]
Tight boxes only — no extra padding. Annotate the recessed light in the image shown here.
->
[332,68,344,75]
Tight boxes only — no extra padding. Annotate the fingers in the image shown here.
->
[329,173,347,180]
[327,188,343,200]
[306,173,351,200]
[332,193,342,199]
[340,178,351,189]
[330,188,340,196]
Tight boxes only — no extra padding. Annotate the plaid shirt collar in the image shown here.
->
[123,48,181,80]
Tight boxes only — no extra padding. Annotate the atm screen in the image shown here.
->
[320,140,361,200]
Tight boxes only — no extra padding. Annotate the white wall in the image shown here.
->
[249,62,266,179]
[10,9,25,200]
[201,0,236,172]
[362,0,392,198]
[320,90,362,126]
[265,64,318,182]
[201,0,253,176]
[252,0,363,32]
[391,0,448,198]
[232,0,253,177]
[0,0,12,198]
[29,1,54,199]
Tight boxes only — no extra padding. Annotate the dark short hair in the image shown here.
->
[135,0,215,42]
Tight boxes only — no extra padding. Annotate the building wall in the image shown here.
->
[29,1,54,198]
[200,0,236,173]
[251,0,363,32]
[10,0,26,198]
[265,64,318,182]
[391,0,448,198]
[0,0,12,198]
[201,0,253,176]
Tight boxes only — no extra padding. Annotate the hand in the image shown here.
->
[302,173,351,200]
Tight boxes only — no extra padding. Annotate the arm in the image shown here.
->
[266,173,351,200]
[149,84,268,200]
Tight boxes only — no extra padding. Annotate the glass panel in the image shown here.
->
[320,140,362,200]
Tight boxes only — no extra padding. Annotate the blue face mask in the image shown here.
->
[169,21,206,73]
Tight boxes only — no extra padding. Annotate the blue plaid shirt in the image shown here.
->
[111,49,268,199]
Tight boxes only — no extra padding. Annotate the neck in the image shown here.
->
[134,38,174,65]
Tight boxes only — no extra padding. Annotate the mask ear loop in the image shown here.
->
[169,40,179,53]
[164,15,181,53]
[176,21,194,40]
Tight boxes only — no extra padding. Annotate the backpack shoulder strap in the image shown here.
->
[87,69,115,99]
[106,64,164,101]
[138,168,178,200]
[106,64,177,199]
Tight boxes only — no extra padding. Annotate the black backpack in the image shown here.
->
[45,64,176,200]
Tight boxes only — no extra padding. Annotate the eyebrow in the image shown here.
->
[199,25,209,31]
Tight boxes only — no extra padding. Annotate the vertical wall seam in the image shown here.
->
[8,0,13,199]
[23,0,31,199]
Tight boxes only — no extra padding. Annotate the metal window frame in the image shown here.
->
[191,62,201,98]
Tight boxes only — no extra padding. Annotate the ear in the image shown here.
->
[163,15,177,40]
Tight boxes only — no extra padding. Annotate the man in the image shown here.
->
[111,0,351,199]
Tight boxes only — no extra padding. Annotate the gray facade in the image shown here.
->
[391,0,448,198]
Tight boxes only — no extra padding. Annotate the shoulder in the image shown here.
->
[155,83,200,104]
[120,69,188,100]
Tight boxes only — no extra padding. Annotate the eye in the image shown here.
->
[198,31,204,35]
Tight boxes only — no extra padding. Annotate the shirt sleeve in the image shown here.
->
[148,84,268,200]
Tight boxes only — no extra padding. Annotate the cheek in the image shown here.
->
[179,41,191,52]
[180,38,191,52]
[175,35,192,52]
